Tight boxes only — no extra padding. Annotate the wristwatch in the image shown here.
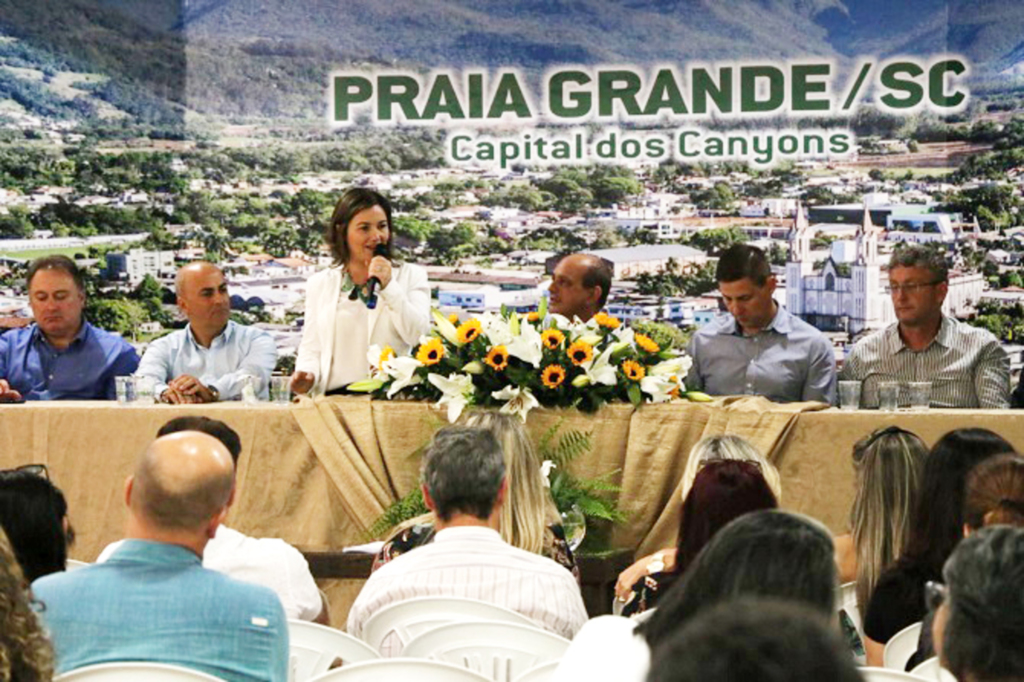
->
[208,386,220,402]
[646,550,666,574]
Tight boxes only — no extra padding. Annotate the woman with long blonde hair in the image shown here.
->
[0,527,53,682]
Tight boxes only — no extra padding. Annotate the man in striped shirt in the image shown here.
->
[841,245,1010,409]
[346,426,589,655]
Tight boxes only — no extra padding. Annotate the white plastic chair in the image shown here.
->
[401,621,570,682]
[910,657,957,681]
[514,660,559,682]
[65,559,90,571]
[859,667,928,682]
[288,619,379,682]
[307,659,491,681]
[360,596,538,655]
[883,622,924,671]
[837,581,862,633]
[55,662,226,681]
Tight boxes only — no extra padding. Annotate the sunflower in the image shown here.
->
[456,318,482,344]
[447,312,460,324]
[541,328,565,350]
[378,346,395,369]
[415,338,445,366]
[621,359,645,381]
[635,333,660,354]
[541,364,566,389]
[484,345,509,371]
[567,340,594,366]
[668,374,680,398]
[593,312,621,330]
[526,311,541,322]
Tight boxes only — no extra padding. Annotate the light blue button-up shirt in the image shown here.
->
[686,305,837,404]
[32,540,289,682]
[136,321,277,400]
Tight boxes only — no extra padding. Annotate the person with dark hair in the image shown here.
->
[862,427,1014,666]
[548,253,613,322]
[842,244,1009,408]
[33,432,289,682]
[291,187,429,396]
[136,262,277,403]
[97,416,326,623]
[646,598,863,682]
[684,243,835,403]
[0,465,73,582]
[0,255,138,401]
[620,459,777,617]
[934,526,1024,682]
[346,425,588,655]
[0,527,54,682]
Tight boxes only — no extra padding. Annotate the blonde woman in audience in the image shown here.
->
[0,527,53,682]
[373,411,577,576]
[834,426,928,611]
[614,434,781,603]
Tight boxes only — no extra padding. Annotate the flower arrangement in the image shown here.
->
[351,299,697,423]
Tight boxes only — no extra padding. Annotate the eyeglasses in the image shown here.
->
[889,281,942,294]
[0,463,48,480]
[925,580,947,611]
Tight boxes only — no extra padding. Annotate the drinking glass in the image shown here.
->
[908,381,932,412]
[115,376,134,405]
[240,375,260,404]
[838,380,862,411]
[133,376,156,404]
[560,504,586,553]
[269,376,291,404]
[878,381,899,412]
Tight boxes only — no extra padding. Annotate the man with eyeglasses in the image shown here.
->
[841,245,1009,408]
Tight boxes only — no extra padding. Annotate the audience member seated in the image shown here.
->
[547,253,612,323]
[32,431,289,682]
[934,526,1024,682]
[685,243,836,403]
[841,244,1010,408]
[0,256,138,401]
[97,416,327,623]
[0,464,74,582]
[645,598,863,682]
[347,425,588,655]
[136,262,277,403]
[615,435,782,605]
[862,428,1014,666]
[619,459,777,616]
[0,527,53,682]
[373,411,577,578]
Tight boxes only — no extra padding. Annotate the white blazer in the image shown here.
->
[295,263,430,396]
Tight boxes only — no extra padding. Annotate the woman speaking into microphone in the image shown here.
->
[291,188,430,396]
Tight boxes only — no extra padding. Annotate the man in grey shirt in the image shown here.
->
[841,245,1009,409]
[686,244,836,404]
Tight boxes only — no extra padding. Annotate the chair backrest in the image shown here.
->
[55,662,226,681]
[514,660,559,682]
[909,657,957,682]
[883,622,924,671]
[288,619,379,682]
[401,620,570,682]
[860,667,930,682]
[307,659,491,682]
[837,581,862,632]
[360,596,538,655]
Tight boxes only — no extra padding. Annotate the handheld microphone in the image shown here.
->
[365,243,388,309]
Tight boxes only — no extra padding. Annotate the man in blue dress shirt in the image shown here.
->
[686,244,836,404]
[136,261,277,403]
[32,431,289,682]
[0,256,139,401]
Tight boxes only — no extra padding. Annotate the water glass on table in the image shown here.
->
[878,381,899,412]
[133,375,156,404]
[908,381,932,412]
[115,376,134,405]
[838,380,861,411]
[269,375,291,404]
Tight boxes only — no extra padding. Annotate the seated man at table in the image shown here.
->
[841,245,1009,408]
[32,431,289,682]
[136,261,277,403]
[96,416,328,623]
[686,244,835,403]
[0,255,138,401]
[548,253,612,323]
[346,425,588,655]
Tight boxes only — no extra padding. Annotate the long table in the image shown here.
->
[3,396,1020,623]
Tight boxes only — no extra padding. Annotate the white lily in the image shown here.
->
[428,372,475,423]
[612,326,635,345]
[462,361,485,375]
[641,373,677,403]
[583,345,618,386]
[506,318,543,367]
[479,311,513,346]
[383,356,423,398]
[366,344,384,378]
[540,460,556,487]
[650,355,693,377]
[492,385,540,422]
[432,309,460,345]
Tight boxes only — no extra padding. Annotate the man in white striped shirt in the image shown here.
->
[841,245,1010,409]
[346,426,589,655]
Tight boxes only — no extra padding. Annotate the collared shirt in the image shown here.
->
[136,321,277,400]
[96,526,323,621]
[686,306,837,403]
[32,540,289,682]
[840,316,1010,409]
[346,526,589,656]
[0,322,139,400]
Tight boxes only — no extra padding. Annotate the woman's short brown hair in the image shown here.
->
[325,187,394,266]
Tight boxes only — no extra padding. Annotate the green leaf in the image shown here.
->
[627,382,642,406]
